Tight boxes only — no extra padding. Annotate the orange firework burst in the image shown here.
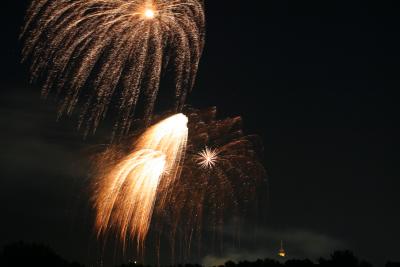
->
[92,114,188,249]
[92,108,267,261]
[21,0,205,136]
[94,149,166,247]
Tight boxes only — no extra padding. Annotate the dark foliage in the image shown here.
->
[206,250,372,267]
[1,243,394,267]
[0,242,84,267]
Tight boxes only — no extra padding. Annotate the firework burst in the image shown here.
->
[160,107,267,259]
[92,114,188,250]
[21,0,205,136]
[195,147,219,169]
[96,108,266,261]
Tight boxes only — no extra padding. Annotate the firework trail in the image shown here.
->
[21,0,205,136]
[92,114,188,249]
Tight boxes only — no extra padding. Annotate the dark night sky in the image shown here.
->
[1,1,399,266]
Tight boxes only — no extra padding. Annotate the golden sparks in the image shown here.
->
[21,0,205,136]
[93,114,188,249]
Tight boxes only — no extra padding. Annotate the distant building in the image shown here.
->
[278,240,286,257]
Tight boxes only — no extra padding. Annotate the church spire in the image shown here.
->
[278,240,286,257]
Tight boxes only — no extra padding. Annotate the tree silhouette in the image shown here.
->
[285,259,314,267]
[318,250,372,267]
[0,242,84,267]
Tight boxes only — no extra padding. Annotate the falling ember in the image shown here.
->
[21,0,205,136]
[93,114,188,249]
[195,147,219,169]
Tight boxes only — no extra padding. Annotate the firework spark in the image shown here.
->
[93,114,188,249]
[21,0,205,136]
[195,147,219,169]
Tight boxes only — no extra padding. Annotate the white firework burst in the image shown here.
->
[195,147,219,169]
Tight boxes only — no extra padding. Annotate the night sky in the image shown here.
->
[1,1,399,266]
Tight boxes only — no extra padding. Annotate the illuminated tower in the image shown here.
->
[278,240,286,257]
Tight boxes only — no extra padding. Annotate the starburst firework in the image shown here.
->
[195,147,219,169]
[21,0,205,136]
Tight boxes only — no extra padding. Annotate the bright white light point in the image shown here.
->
[195,147,219,169]
[144,8,155,19]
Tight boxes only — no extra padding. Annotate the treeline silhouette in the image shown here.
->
[1,242,399,267]
[117,253,400,267]
[0,242,83,267]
